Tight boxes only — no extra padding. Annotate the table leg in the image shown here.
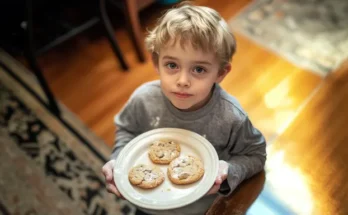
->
[25,0,61,117]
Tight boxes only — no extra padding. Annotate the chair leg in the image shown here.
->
[25,0,61,117]
[99,0,128,71]
[123,0,146,63]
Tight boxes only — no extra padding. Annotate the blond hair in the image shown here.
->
[145,2,236,67]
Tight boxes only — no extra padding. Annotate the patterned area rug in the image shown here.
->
[229,0,348,76]
[0,50,136,215]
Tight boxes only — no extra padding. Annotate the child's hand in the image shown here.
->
[102,160,124,199]
[206,160,229,195]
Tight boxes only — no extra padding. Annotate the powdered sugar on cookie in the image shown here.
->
[168,155,204,184]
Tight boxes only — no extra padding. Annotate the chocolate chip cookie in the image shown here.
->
[167,155,204,185]
[128,164,165,189]
[148,140,181,164]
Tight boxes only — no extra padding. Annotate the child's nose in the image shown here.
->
[176,71,191,88]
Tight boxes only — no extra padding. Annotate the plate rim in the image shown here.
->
[113,128,219,210]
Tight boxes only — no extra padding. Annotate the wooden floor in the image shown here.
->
[33,0,348,214]
[264,61,348,215]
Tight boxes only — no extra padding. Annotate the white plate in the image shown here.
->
[114,128,219,210]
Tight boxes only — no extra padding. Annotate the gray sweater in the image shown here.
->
[111,80,266,215]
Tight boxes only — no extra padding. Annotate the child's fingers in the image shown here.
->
[215,176,222,185]
[206,184,220,195]
[220,172,228,182]
[102,160,115,182]
[107,184,123,199]
[102,165,112,181]
[218,160,229,181]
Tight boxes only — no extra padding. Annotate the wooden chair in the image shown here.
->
[112,0,157,63]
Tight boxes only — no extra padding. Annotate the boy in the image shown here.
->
[102,2,266,215]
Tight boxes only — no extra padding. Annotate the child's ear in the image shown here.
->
[154,64,160,74]
[216,63,231,83]
[151,54,160,74]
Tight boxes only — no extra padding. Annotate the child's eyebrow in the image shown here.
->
[192,61,212,66]
[162,56,212,65]
[162,56,178,60]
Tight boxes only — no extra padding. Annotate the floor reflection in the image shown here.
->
[247,145,314,215]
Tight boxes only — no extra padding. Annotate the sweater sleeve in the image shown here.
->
[218,117,267,196]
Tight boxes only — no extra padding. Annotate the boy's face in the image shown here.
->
[155,40,230,111]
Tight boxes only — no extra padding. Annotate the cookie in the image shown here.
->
[148,140,181,164]
[128,164,165,189]
[167,155,204,185]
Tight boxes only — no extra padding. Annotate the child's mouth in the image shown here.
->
[173,92,193,99]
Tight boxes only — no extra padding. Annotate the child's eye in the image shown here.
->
[166,63,178,70]
[193,66,206,74]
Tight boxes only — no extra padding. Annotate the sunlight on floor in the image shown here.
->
[264,77,298,135]
[264,78,292,109]
[266,145,313,215]
[248,144,314,215]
